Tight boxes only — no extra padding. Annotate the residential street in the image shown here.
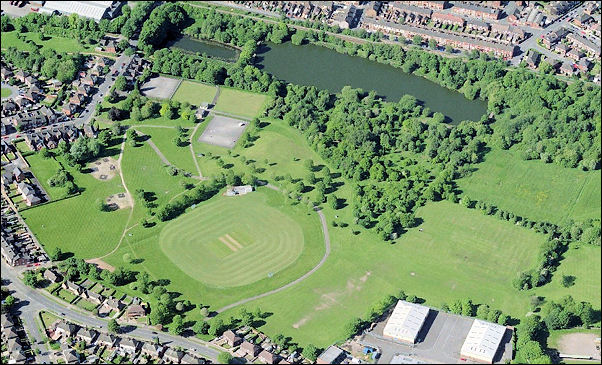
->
[3,50,134,144]
[1,262,220,362]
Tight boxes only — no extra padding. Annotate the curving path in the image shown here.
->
[87,133,135,265]
[215,183,331,313]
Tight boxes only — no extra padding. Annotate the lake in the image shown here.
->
[169,36,239,62]
[257,42,488,124]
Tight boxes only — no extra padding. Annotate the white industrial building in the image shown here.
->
[460,319,507,363]
[40,1,121,22]
[383,300,430,344]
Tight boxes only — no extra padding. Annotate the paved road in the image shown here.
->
[3,50,134,143]
[216,183,331,313]
[1,262,221,361]
[76,51,134,126]
[511,2,589,66]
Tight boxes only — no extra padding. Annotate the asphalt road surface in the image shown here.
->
[1,261,220,362]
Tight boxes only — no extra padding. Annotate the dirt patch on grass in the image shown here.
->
[557,333,600,360]
[106,192,132,210]
[86,258,115,272]
[89,157,119,181]
[292,271,372,328]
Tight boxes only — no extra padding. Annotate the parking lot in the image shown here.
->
[198,115,249,149]
[359,309,513,364]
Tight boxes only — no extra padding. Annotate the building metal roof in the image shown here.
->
[40,1,116,21]
[383,300,430,343]
[460,319,506,363]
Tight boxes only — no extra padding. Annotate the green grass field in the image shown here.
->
[458,148,601,225]
[1,87,12,98]
[214,88,269,118]
[160,191,305,287]
[120,141,195,222]
[25,153,69,200]
[21,145,130,258]
[27,84,599,349]
[536,244,601,307]
[103,186,324,309]
[1,30,96,54]
[135,126,198,175]
[244,199,547,346]
[171,80,217,107]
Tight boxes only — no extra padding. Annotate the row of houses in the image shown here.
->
[361,16,517,58]
[0,199,48,266]
[1,313,32,363]
[4,105,58,131]
[2,159,46,207]
[364,2,524,52]
[221,328,305,364]
[23,123,97,151]
[232,1,335,21]
[49,318,209,364]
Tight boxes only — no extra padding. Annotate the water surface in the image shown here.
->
[257,42,488,124]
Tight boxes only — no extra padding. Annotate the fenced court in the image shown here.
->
[140,76,181,100]
[171,80,217,106]
[198,115,249,148]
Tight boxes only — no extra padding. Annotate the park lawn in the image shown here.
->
[191,118,325,182]
[457,148,601,225]
[110,118,558,348]
[135,126,198,175]
[160,190,306,287]
[20,144,130,258]
[119,141,195,223]
[240,199,548,347]
[25,153,69,200]
[1,30,94,54]
[536,244,601,309]
[1,87,12,98]
[102,187,324,323]
[171,80,217,107]
[213,87,269,119]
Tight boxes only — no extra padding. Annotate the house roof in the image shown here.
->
[317,346,345,364]
[77,328,98,341]
[259,349,277,362]
[97,333,116,346]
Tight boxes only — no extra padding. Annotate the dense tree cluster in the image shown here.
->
[151,48,228,85]
[138,2,187,53]
[156,178,226,221]
[4,12,105,42]
[184,7,269,47]
[120,2,155,39]
[264,84,486,239]
[66,136,102,165]
[3,46,83,83]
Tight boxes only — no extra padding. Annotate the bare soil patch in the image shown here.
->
[86,258,115,272]
[106,192,132,210]
[89,157,119,181]
[557,333,600,359]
